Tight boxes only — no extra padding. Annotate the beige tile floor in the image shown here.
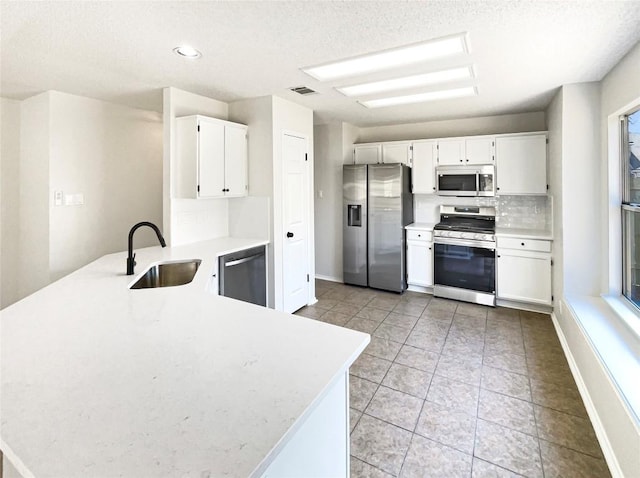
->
[295,280,611,478]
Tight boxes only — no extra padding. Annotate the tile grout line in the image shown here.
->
[521,310,550,478]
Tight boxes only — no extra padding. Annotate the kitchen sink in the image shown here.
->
[129,259,202,289]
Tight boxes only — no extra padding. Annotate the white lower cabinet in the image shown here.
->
[496,237,552,306]
[260,373,349,477]
[406,229,433,288]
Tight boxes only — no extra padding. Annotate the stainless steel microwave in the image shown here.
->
[436,164,495,197]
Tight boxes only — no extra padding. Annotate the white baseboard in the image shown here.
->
[407,284,432,294]
[315,274,343,283]
[551,309,624,478]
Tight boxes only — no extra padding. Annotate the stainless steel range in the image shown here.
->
[433,205,496,306]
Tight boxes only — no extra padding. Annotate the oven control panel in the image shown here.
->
[434,229,495,242]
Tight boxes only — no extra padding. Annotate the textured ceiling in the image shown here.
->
[2,1,639,126]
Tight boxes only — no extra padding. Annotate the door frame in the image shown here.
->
[275,130,315,312]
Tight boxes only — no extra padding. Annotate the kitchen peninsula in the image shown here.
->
[0,238,369,478]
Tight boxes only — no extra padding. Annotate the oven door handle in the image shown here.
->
[475,172,480,196]
[434,237,496,250]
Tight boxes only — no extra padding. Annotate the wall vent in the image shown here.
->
[289,86,317,95]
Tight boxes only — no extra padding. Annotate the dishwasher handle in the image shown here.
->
[224,253,264,267]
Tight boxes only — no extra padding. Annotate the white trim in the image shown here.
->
[551,310,624,478]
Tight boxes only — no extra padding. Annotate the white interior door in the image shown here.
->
[282,133,309,313]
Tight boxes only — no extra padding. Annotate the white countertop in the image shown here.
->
[495,227,553,240]
[405,222,437,231]
[0,237,369,478]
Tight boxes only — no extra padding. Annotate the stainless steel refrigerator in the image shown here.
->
[343,163,413,293]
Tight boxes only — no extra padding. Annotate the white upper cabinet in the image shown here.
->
[437,138,466,165]
[354,142,412,166]
[437,136,494,165]
[411,140,437,194]
[175,115,248,199]
[495,133,547,195]
[382,141,412,166]
[465,136,495,164]
[223,123,249,197]
[354,143,382,164]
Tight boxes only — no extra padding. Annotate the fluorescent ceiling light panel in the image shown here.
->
[337,67,473,97]
[360,86,477,108]
[303,34,468,81]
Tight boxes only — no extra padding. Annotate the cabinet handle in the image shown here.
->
[497,187,500,191]
[287,232,294,238]
[521,242,525,246]
[418,234,421,237]
[465,159,469,162]
[497,254,501,258]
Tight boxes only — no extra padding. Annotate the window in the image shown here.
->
[622,108,640,307]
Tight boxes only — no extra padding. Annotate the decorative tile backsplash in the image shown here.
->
[495,195,552,230]
[414,194,552,232]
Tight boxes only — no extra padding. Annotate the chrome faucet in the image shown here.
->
[127,222,166,275]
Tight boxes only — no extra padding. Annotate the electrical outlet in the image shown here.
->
[54,190,63,206]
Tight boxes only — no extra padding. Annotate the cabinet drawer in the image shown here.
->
[497,237,551,252]
[407,230,432,242]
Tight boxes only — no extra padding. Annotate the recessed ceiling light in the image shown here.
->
[302,33,468,81]
[337,67,474,97]
[173,45,202,59]
[359,86,477,109]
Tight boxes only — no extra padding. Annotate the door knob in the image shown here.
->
[287,232,294,238]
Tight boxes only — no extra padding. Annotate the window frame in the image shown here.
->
[621,106,640,310]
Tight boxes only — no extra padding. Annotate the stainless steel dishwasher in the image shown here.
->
[218,246,266,306]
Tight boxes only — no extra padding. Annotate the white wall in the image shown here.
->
[601,41,640,294]
[1,98,21,307]
[18,93,51,299]
[3,91,163,307]
[48,91,163,281]
[162,87,230,246]
[356,111,545,143]
[313,122,344,282]
[229,95,315,310]
[546,89,564,302]
[229,96,276,307]
[560,83,602,296]
[546,42,640,478]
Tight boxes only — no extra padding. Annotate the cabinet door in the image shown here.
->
[497,250,551,305]
[382,142,412,166]
[407,240,433,287]
[412,140,437,194]
[495,134,547,194]
[198,119,226,198]
[354,144,382,164]
[465,137,494,164]
[437,139,465,165]
[224,124,248,197]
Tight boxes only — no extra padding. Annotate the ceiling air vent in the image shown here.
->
[289,86,317,95]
